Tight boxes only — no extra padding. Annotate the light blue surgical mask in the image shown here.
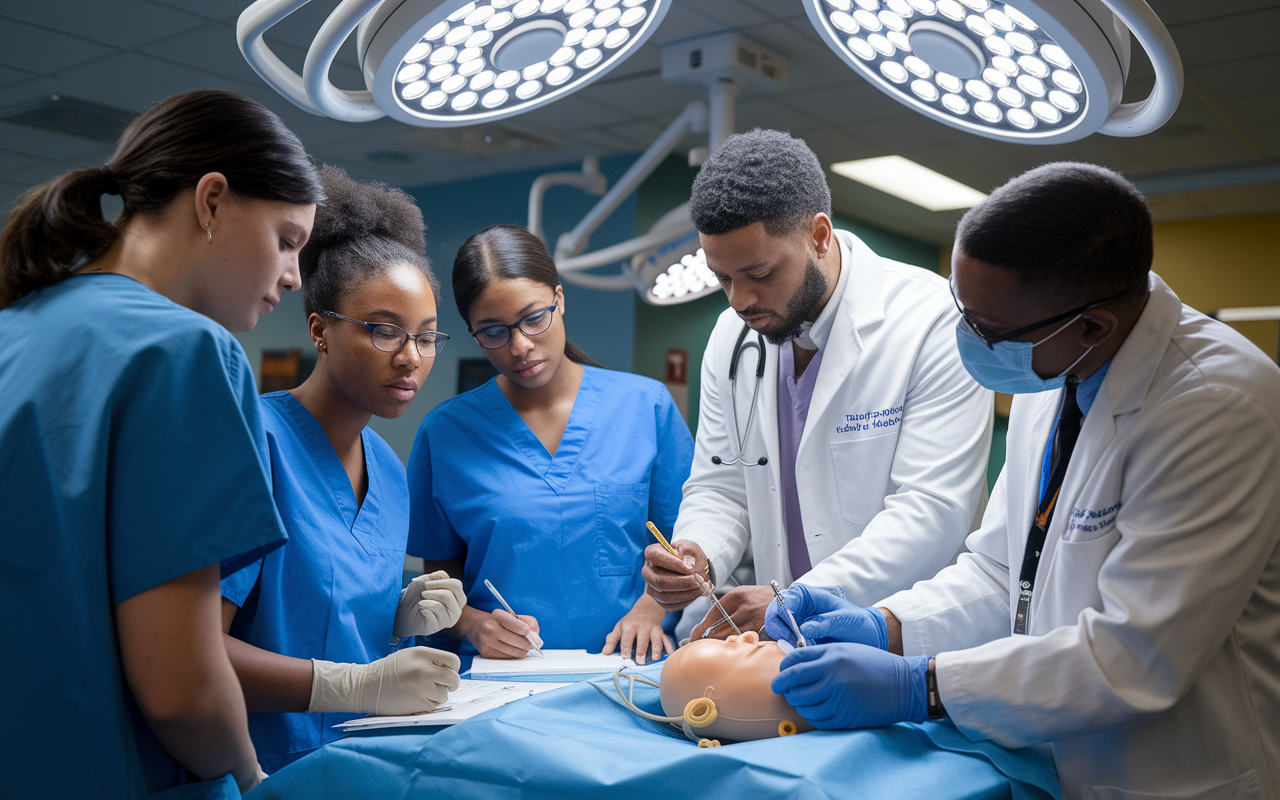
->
[956,315,1094,394]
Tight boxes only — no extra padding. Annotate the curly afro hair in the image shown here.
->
[689,128,831,237]
[298,165,439,316]
[955,162,1152,304]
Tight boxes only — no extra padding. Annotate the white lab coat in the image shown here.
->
[882,273,1280,800]
[674,230,994,604]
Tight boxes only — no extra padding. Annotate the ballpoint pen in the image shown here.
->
[483,578,544,657]
[646,521,742,636]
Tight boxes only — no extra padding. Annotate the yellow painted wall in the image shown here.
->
[1151,213,1280,361]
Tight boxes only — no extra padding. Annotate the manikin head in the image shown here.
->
[660,631,813,742]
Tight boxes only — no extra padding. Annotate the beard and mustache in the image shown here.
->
[740,257,829,346]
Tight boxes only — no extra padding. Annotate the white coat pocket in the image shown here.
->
[594,484,649,577]
[830,433,898,525]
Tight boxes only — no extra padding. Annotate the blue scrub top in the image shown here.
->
[408,365,694,654]
[221,391,409,772]
[0,274,286,799]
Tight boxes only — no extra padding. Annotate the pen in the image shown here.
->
[646,521,742,636]
[483,578,544,657]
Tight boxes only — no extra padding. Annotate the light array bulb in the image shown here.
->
[804,0,1183,143]
[650,249,717,302]
[364,0,671,126]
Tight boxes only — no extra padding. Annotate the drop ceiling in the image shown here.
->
[1,0,1277,245]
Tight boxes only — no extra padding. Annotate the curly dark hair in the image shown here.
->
[955,162,1152,304]
[689,128,832,237]
[298,165,439,316]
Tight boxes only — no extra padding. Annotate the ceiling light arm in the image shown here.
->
[558,207,693,272]
[302,0,386,122]
[237,0,325,116]
[1096,0,1183,136]
[708,78,739,153]
[554,100,707,262]
[528,156,608,245]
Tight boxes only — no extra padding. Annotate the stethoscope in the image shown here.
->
[711,323,769,467]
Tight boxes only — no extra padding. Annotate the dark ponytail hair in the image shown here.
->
[299,165,439,316]
[453,224,601,367]
[0,88,324,309]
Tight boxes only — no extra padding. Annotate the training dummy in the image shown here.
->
[610,631,812,746]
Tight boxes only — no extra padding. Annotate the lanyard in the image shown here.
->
[1014,376,1082,635]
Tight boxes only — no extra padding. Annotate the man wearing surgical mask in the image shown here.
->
[767,162,1280,800]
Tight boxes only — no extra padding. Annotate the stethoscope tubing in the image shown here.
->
[714,323,768,468]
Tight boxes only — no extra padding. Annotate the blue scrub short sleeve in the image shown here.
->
[108,331,287,605]
[649,390,694,535]
[407,417,465,561]
[221,558,264,607]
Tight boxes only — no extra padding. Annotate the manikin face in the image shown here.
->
[660,631,813,742]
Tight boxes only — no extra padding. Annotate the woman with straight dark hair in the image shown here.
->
[0,88,323,798]
[407,224,694,663]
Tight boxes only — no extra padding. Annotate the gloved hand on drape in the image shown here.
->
[764,583,887,649]
[393,570,466,637]
[771,643,929,729]
[307,647,461,715]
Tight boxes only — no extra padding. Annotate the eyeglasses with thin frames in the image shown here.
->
[320,311,449,357]
[948,276,1127,349]
[469,302,558,350]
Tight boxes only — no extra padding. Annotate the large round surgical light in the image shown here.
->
[803,0,1182,143]
[238,0,672,126]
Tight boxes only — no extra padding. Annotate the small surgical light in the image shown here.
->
[237,0,672,126]
[803,0,1183,143]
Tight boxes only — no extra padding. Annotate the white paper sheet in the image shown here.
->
[469,649,634,677]
[333,680,570,730]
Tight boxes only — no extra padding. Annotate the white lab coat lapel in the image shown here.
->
[799,231,882,455]
[1026,274,1184,630]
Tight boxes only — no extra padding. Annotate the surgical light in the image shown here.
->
[803,0,1183,143]
[830,156,987,210]
[238,0,672,126]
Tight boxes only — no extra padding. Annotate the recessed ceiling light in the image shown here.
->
[0,95,135,143]
[830,155,987,211]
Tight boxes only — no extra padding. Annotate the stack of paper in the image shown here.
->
[469,649,634,680]
[333,681,568,731]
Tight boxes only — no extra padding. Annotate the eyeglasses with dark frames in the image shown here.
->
[320,312,449,357]
[948,277,1128,349]
[468,302,558,350]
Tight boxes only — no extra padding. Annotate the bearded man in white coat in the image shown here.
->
[767,162,1280,800]
[642,129,994,638]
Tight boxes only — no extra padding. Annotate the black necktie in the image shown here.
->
[1014,375,1083,634]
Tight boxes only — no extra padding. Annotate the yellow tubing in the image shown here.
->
[778,720,797,736]
[698,739,721,748]
[684,697,718,728]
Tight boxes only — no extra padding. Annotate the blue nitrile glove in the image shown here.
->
[764,583,887,649]
[771,643,930,729]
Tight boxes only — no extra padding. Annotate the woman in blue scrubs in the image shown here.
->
[219,167,465,772]
[409,225,694,664]
[0,89,323,797]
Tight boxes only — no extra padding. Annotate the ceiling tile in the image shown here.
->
[502,94,633,133]
[733,95,823,134]
[1170,7,1280,67]
[0,148,47,174]
[147,0,246,23]
[0,18,115,74]
[0,120,112,158]
[1155,0,1278,27]
[140,22,264,84]
[1,0,204,49]
[0,64,36,90]
[674,0,771,28]
[1189,54,1280,103]
[649,5,735,47]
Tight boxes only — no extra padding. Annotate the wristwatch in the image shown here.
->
[926,659,946,719]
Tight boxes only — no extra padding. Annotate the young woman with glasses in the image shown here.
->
[218,167,464,772]
[0,89,322,797]
[407,224,694,665]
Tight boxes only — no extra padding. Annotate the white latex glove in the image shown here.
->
[306,647,461,715]
[393,570,467,637]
